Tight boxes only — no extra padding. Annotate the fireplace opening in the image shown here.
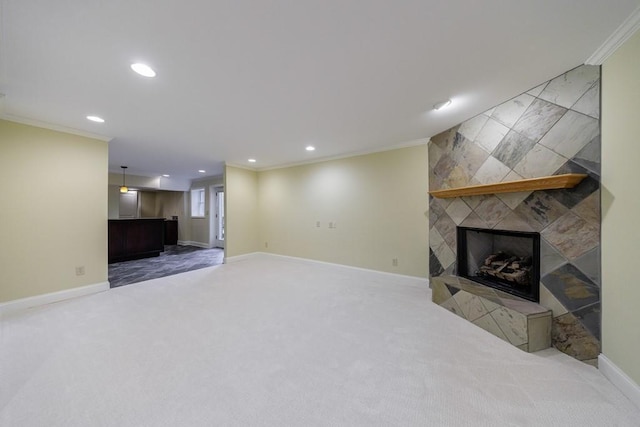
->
[457,226,540,302]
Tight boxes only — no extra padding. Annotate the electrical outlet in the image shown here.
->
[328,221,333,228]
[75,266,85,276]
[392,258,398,267]
[316,221,320,227]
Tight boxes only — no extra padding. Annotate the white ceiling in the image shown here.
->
[1,1,638,180]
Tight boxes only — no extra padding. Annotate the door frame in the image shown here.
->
[210,185,225,248]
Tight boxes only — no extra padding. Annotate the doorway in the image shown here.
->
[210,186,225,248]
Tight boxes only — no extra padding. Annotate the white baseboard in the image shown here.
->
[599,354,640,409]
[227,251,429,283]
[224,252,261,264]
[178,240,212,249]
[0,281,110,316]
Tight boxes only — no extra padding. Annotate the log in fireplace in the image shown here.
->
[456,226,541,302]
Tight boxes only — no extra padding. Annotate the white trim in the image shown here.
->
[178,240,212,249]
[0,282,110,316]
[225,138,430,173]
[599,354,640,409]
[0,113,113,141]
[224,251,429,282]
[223,162,258,172]
[585,5,640,65]
[223,252,261,264]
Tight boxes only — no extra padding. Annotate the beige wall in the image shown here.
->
[257,145,429,277]
[155,191,189,241]
[139,191,157,217]
[601,29,640,385]
[224,166,259,257]
[107,186,120,219]
[0,119,108,303]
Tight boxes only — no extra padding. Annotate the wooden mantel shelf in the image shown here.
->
[429,173,588,199]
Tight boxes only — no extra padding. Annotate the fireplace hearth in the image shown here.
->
[457,227,540,302]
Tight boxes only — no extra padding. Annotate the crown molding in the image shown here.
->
[254,138,430,172]
[224,162,259,172]
[586,5,640,65]
[0,113,113,142]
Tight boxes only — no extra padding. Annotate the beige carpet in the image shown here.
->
[1,254,638,426]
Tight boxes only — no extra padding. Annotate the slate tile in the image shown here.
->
[571,81,600,119]
[512,99,567,142]
[461,194,488,211]
[527,82,548,97]
[458,114,489,142]
[451,133,491,182]
[445,199,473,225]
[496,171,531,210]
[550,161,599,209]
[572,135,601,176]
[445,284,460,297]
[430,125,459,152]
[433,153,456,181]
[572,190,600,226]
[513,144,567,179]
[538,110,599,159]
[493,130,537,169]
[541,263,599,312]
[434,213,457,250]
[573,247,601,286]
[495,211,535,232]
[541,211,599,260]
[514,192,569,230]
[429,140,444,169]
[431,280,450,301]
[429,196,446,219]
[473,196,511,228]
[540,238,568,277]
[572,302,601,341]
[429,248,444,277]
[492,93,535,128]
[473,156,511,184]
[538,65,600,109]
[460,212,489,229]
[431,228,456,269]
[474,118,509,153]
[539,283,569,317]
[552,312,600,361]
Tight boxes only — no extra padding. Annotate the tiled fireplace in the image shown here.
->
[457,227,541,303]
[429,65,601,365]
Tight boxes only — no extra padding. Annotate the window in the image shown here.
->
[191,188,205,217]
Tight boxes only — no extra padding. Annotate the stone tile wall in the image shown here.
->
[428,65,601,364]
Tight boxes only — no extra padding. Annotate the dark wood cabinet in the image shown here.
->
[164,220,178,245]
[108,218,165,263]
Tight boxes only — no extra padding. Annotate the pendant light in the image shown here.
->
[120,166,129,193]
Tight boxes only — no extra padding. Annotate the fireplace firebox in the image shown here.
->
[457,227,541,302]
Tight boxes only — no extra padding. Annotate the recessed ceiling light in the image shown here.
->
[433,99,452,111]
[86,115,104,123]
[198,170,206,173]
[305,146,316,151]
[162,174,170,177]
[248,159,257,163]
[130,63,156,77]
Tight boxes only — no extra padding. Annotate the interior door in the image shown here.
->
[214,187,225,248]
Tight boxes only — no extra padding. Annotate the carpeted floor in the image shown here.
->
[2,255,639,426]
[108,245,224,288]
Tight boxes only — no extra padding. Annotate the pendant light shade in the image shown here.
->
[120,166,129,193]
